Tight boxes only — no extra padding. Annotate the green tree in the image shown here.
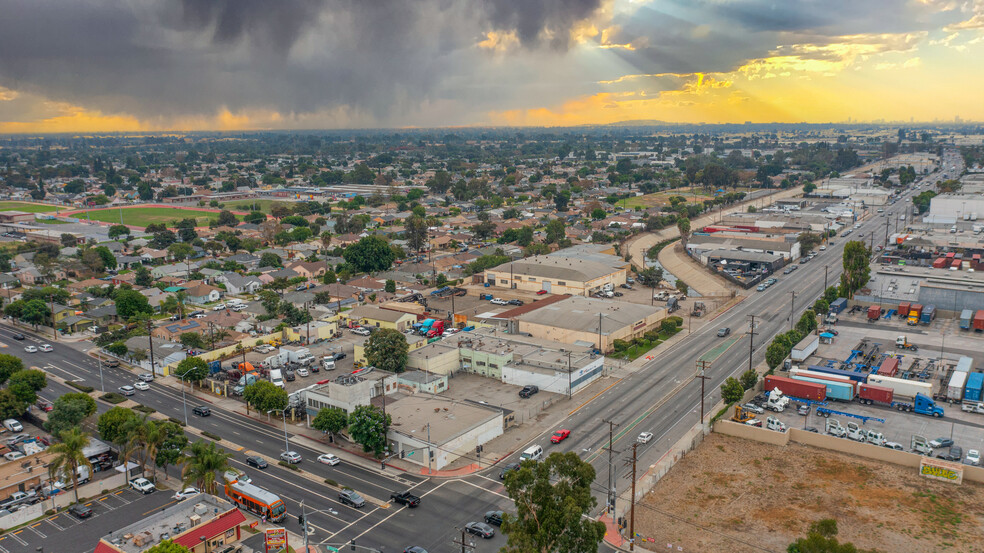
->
[404,214,429,253]
[48,428,93,504]
[98,406,138,444]
[677,217,691,244]
[108,224,131,240]
[676,280,689,295]
[8,369,46,404]
[796,309,818,335]
[720,377,744,403]
[545,219,566,244]
[384,280,396,294]
[311,407,348,442]
[0,354,24,385]
[60,233,77,248]
[179,332,207,350]
[175,357,209,387]
[143,540,192,553]
[155,421,189,480]
[591,207,607,220]
[343,236,396,273]
[259,252,283,268]
[243,380,289,414]
[823,286,840,304]
[134,265,153,286]
[636,266,664,288]
[364,328,409,373]
[787,519,873,553]
[94,246,117,270]
[114,288,153,320]
[347,405,391,456]
[840,241,871,299]
[797,232,822,255]
[0,389,24,419]
[813,298,830,315]
[216,210,238,227]
[766,341,788,370]
[45,392,97,436]
[106,341,128,357]
[739,369,758,390]
[501,451,607,553]
[182,440,231,494]
[20,298,49,328]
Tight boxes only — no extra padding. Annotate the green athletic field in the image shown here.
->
[78,206,242,228]
[0,201,62,213]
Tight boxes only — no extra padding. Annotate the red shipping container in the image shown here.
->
[858,384,894,405]
[867,305,881,320]
[946,252,956,259]
[974,310,984,331]
[899,302,911,316]
[951,259,962,269]
[764,375,826,401]
[878,357,900,377]
[932,258,947,269]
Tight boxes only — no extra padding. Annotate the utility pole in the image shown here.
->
[426,422,432,476]
[602,418,620,515]
[567,351,572,399]
[695,361,711,424]
[305,301,311,344]
[48,294,56,340]
[629,443,638,551]
[301,501,309,553]
[452,528,475,553]
[747,315,756,373]
[147,320,156,377]
[208,322,215,349]
[789,291,796,330]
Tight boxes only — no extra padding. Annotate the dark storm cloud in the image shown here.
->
[0,0,603,124]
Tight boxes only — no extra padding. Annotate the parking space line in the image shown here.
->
[46,516,66,530]
[98,496,116,510]
[27,524,47,538]
[7,531,26,546]
[0,538,9,553]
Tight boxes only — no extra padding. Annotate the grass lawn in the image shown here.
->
[228,199,293,212]
[0,201,62,213]
[35,219,71,224]
[81,206,242,228]
[621,187,714,209]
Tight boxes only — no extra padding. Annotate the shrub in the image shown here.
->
[99,393,126,404]
[168,417,186,426]
[720,377,744,404]
[67,382,95,393]
[202,431,222,441]
[278,461,300,471]
[660,320,678,334]
[133,405,156,414]
[612,339,630,352]
[666,316,684,327]
[324,478,338,487]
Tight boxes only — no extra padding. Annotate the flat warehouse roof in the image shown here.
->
[515,296,662,333]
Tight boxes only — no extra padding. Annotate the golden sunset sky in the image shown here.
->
[1,0,982,133]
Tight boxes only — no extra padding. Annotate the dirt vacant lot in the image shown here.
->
[636,433,984,553]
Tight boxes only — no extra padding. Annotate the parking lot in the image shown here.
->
[232,332,369,395]
[0,488,175,553]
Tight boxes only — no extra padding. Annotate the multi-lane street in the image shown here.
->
[6,164,941,552]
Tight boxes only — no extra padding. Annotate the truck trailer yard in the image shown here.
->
[637,433,984,553]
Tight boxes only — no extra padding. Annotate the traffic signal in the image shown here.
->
[298,514,305,526]
[350,539,356,551]
[400,450,405,459]
[381,461,386,470]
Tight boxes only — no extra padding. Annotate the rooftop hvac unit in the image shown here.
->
[189,514,202,527]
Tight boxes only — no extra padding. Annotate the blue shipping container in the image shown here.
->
[791,375,855,401]
[965,372,984,403]
[830,298,848,314]
[807,364,868,383]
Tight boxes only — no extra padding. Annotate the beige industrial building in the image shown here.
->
[512,295,665,353]
[483,255,628,296]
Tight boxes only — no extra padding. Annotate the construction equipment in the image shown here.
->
[896,335,918,351]
[731,405,756,423]
[691,301,706,318]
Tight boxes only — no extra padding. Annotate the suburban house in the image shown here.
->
[343,305,417,332]
[216,272,262,295]
[152,319,206,341]
[182,282,223,305]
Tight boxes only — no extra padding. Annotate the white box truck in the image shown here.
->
[270,369,285,389]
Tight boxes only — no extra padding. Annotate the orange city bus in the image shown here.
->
[224,479,287,522]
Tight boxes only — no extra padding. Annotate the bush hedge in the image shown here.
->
[133,405,156,414]
[278,461,300,471]
[201,431,222,441]
[99,393,126,404]
[67,382,95,393]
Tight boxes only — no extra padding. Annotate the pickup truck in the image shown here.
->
[962,403,984,414]
[389,491,421,508]
[1,490,38,510]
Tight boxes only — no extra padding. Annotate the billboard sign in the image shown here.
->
[264,527,288,552]
[919,457,963,485]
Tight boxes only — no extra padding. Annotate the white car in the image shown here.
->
[39,344,52,352]
[130,478,156,494]
[133,381,150,391]
[256,345,275,353]
[173,487,200,500]
[4,451,25,461]
[442,329,460,337]
[883,442,905,451]
[138,373,155,382]
[296,367,310,377]
[24,345,37,353]
[212,303,226,311]
[966,449,981,466]
[490,298,508,305]
[637,432,654,444]
[280,451,302,464]
[351,327,371,336]
[317,453,341,466]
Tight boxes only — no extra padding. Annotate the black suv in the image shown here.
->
[506,299,524,306]
[484,510,503,526]
[284,369,296,382]
[499,462,520,479]
[69,503,93,519]
[11,333,24,340]
[193,406,211,417]
[938,446,963,462]
[519,385,539,398]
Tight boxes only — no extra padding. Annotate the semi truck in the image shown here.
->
[763,375,826,401]
[896,335,918,351]
[846,422,885,445]
[825,418,847,437]
[907,304,923,325]
[790,374,855,401]
[791,334,819,363]
[960,309,974,330]
[856,384,945,416]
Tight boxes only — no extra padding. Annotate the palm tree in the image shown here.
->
[175,291,188,320]
[182,440,231,495]
[48,428,93,504]
[141,421,166,479]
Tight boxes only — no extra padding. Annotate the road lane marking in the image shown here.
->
[568,379,622,416]
[452,478,511,500]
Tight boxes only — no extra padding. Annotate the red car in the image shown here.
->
[550,429,571,443]
[536,290,548,295]
[36,399,53,412]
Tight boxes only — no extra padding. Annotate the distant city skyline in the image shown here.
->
[1,0,984,133]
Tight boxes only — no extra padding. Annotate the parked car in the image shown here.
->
[332,352,347,361]
[296,367,310,377]
[883,442,905,451]
[465,521,495,539]
[797,404,811,416]
[317,453,340,466]
[118,385,136,396]
[246,456,268,469]
[741,403,764,415]
[965,449,981,466]
[518,385,539,398]
[929,437,955,449]
[129,478,156,494]
[536,290,548,295]
[36,399,53,412]
[69,503,93,519]
[938,446,963,462]
[280,451,302,464]
[490,298,508,305]
[138,373,155,382]
[484,510,503,526]
[212,303,227,311]
[338,489,365,508]
[173,487,200,500]
[637,432,654,444]
[351,327,372,336]
[506,299,524,306]
[193,406,211,417]
[550,429,571,444]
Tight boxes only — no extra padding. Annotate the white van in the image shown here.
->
[3,419,23,432]
[519,445,543,462]
[270,369,285,389]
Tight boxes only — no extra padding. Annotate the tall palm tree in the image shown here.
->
[48,428,93,504]
[182,440,231,495]
[141,421,166,479]
[175,291,188,320]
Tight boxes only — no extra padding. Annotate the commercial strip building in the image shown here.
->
[342,304,418,332]
[406,326,605,396]
[94,495,246,553]
[856,266,984,316]
[483,250,628,296]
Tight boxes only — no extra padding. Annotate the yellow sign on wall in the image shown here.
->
[919,457,964,485]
